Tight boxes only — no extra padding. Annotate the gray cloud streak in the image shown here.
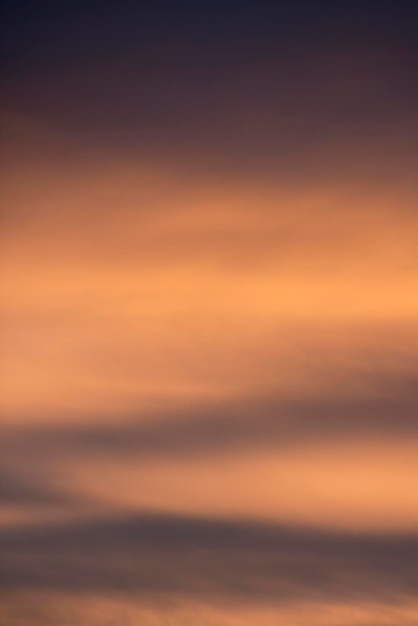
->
[3,379,418,466]
[1,512,417,604]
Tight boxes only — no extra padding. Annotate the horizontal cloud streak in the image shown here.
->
[0,473,72,507]
[3,375,418,464]
[1,512,418,605]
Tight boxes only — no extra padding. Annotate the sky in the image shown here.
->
[1,1,418,624]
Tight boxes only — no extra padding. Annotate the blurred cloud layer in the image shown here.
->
[1,1,418,624]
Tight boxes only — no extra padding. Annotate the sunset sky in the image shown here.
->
[1,1,418,625]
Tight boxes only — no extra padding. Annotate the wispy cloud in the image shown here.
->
[2,511,418,604]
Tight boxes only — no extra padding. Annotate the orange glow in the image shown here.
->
[2,30,418,620]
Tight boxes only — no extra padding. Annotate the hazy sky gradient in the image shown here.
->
[1,1,418,624]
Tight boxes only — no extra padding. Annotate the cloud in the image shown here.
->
[1,511,417,604]
[0,471,71,507]
[3,372,418,464]
[2,376,417,531]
